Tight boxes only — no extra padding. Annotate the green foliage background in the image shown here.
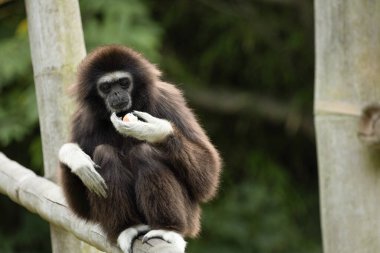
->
[0,0,319,252]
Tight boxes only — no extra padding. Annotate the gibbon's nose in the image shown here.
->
[109,91,129,109]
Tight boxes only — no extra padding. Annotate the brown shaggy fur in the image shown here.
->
[59,45,221,243]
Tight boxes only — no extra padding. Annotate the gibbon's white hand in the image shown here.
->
[59,143,108,198]
[110,111,173,143]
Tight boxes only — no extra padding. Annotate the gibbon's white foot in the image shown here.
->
[142,230,186,252]
[58,143,108,198]
[117,225,150,253]
[110,111,173,143]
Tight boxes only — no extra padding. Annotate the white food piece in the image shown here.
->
[123,113,138,122]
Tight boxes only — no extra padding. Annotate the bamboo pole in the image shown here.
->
[314,1,380,252]
[25,0,85,181]
[0,152,182,253]
[25,0,89,251]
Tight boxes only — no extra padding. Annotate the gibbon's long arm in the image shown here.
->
[59,143,108,198]
[110,82,221,203]
[110,111,173,143]
[155,82,221,203]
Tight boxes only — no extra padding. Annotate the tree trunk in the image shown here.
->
[314,1,380,253]
[24,0,93,252]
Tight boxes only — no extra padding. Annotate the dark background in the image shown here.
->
[0,0,319,252]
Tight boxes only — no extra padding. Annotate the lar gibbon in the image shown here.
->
[58,45,221,252]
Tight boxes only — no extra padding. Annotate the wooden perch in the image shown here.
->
[0,152,183,253]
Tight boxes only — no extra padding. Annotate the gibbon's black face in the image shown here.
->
[96,71,134,116]
[77,46,161,119]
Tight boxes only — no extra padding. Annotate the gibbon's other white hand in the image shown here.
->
[59,143,108,198]
[110,111,173,143]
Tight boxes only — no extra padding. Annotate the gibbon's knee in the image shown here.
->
[135,166,187,233]
[93,144,120,166]
[129,143,155,160]
[128,143,162,168]
[184,202,201,237]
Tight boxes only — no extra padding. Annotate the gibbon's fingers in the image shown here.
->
[88,168,108,197]
[124,121,171,143]
[133,111,173,142]
[59,143,107,197]
[142,230,186,252]
[111,112,153,138]
[110,112,124,127]
[75,166,108,198]
[133,111,159,123]
[111,112,173,142]
[117,225,150,253]
[79,168,104,197]
[121,121,154,141]
[123,121,151,131]
[87,169,108,196]
[111,113,146,136]
[86,169,108,198]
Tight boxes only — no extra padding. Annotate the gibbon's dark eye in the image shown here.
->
[99,82,111,93]
[119,78,130,89]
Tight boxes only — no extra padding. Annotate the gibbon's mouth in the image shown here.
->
[116,110,129,118]
[111,101,132,118]
[114,111,146,122]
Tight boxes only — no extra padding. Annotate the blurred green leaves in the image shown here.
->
[0,84,37,145]
[187,150,320,253]
[0,0,319,253]
[0,36,30,88]
[81,0,162,61]
[0,0,162,147]
[0,2,33,146]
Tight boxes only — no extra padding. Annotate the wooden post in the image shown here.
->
[24,0,95,252]
[314,1,380,252]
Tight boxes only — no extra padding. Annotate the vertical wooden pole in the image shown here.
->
[314,1,380,253]
[25,0,85,180]
[25,0,100,252]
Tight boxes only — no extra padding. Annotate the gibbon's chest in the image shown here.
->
[90,126,143,154]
